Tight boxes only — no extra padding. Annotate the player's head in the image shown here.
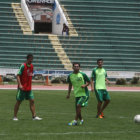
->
[73,62,80,73]
[26,54,33,64]
[97,58,103,68]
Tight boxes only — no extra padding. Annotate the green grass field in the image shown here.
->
[0,90,140,140]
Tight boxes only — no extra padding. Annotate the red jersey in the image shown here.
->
[18,63,33,91]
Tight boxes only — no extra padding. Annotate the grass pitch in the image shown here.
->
[0,90,140,140]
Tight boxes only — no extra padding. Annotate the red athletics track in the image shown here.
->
[0,85,140,91]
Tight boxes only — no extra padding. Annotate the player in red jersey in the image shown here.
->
[13,54,42,121]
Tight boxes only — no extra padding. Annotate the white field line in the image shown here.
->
[1,131,140,136]
[0,87,140,92]
[0,131,140,136]
[108,89,140,92]
[25,131,140,135]
[0,134,7,135]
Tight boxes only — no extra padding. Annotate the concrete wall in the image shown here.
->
[52,0,68,35]
[21,0,68,34]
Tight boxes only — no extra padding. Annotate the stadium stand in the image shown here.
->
[0,0,140,71]
[0,0,65,70]
[59,0,140,71]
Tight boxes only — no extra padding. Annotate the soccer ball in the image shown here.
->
[134,115,140,123]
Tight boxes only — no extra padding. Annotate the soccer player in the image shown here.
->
[66,62,90,125]
[13,54,42,121]
[91,59,110,118]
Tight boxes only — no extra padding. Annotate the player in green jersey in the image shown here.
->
[91,59,110,118]
[67,62,90,125]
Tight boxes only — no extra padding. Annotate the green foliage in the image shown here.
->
[0,90,140,140]
[33,74,44,80]
[51,76,67,83]
[131,77,139,84]
[3,74,16,82]
[116,78,126,85]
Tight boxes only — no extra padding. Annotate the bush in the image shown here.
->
[33,74,44,80]
[51,76,67,84]
[51,77,61,83]
[131,77,139,84]
[3,74,16,82]
[116,78,126,85]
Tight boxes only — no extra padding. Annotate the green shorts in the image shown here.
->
[95,89,110,102]
[75,96,89,107]
[16,89,34,101]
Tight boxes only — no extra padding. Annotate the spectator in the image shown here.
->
[62,23,69,36]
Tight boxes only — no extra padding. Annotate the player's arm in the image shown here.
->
[17,75,23,90]
[17,64,24,90]
[91,69,95,92]
[66,75,72,99]
[105,78,110,84]
[81,74,90,88]
[90,77,94,92]
[105,70,110,84]
[67,83,72,99]
[81,81,90,88]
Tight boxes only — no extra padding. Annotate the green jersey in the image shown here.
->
[67,72,90,97]
[91,67,107,90]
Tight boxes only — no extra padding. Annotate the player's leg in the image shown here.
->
[100,100,110,114]
[29,99,36,117]
[76,96,87,120]
[95,90,104,118]
[26,91,35,117]
[14,100,22,119]
[75,104,82,121]
[13,89,24,120]
[77,106,84,125]
[68,97,83,125]
[97,101,103,116]
[29,99,42,120]
[100,90,111,116]
[27,91,42,120]
[68,111,78,125]
[74,98,81,123]
[77,96,87,124]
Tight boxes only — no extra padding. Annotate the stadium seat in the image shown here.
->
[58,0,140,71]
[0,1,65,70]
[1,0,140,71]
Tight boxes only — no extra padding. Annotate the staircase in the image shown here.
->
[61,6,78,36]
[11,3,32,34]
[0,1,65,70]
[48,35,72,70]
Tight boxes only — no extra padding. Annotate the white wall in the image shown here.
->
[26,0,54,3]
[0,68,139,79]
[52,0,68,35]
[21,0,34,31]
[21,0,67,34]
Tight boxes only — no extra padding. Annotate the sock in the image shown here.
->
[74,120,77,123]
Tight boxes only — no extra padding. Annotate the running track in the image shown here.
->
[0,85,140,91]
